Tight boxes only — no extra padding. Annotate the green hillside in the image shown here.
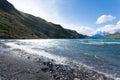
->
[0,0,86,39]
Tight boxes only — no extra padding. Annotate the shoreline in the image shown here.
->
[0,43,115,80]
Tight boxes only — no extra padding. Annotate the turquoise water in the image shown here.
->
[1,39,120,78]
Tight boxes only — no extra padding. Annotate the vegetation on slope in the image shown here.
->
[0,0,86,39]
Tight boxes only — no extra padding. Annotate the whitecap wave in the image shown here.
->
[5,42,68,64]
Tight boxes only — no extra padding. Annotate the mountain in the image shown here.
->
[105,33,120,39]
[92,31,109,39]
[0,0,85,39]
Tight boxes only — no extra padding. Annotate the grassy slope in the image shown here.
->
[0,10,38,39]
[0,0,85,39]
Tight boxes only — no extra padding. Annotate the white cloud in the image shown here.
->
[76,26,95,36]
[95,21,120,34]
[62,24,95,36]
[117,21,120,25]
[96,15,116,24]
[67,20,120,36]
[8,0,63,24]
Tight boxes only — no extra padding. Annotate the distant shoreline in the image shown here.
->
[0,42,115,80]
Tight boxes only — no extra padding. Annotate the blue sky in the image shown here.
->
[8,0,120,36]
[58,0,119,26]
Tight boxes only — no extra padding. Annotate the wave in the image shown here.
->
[81,41,120,45]
[4,42,68,64]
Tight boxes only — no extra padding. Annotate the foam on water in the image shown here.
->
[5,42,67,64]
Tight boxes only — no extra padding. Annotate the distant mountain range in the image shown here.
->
[92,31,120,39]
[0,0,86,39]
[92,31,109,38]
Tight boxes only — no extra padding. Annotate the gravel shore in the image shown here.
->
[0,43,114,80]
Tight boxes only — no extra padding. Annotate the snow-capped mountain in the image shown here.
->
[92,31,110,38]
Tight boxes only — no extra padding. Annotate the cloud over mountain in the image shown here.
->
[96,21,120,33]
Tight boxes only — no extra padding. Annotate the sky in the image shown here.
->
[8,0,120,36]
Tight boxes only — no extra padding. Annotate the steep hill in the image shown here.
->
[0,0,85,39]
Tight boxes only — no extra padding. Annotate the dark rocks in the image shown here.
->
[43,61,114,80]
[27,56,31,59]
[41,67,49,72]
